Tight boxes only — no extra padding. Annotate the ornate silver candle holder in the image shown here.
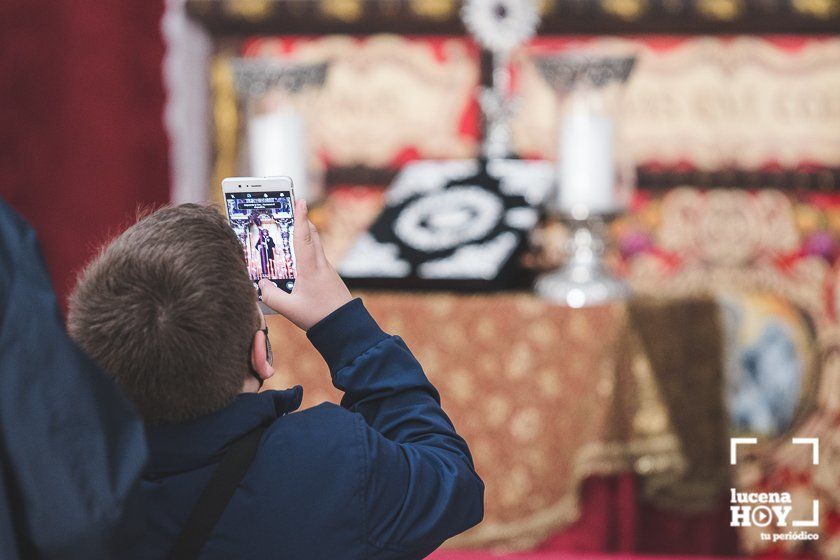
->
[535,213,629,308]
[231,58,329,201]
[533,54,637,307]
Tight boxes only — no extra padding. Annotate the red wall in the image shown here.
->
[0,1,170,307]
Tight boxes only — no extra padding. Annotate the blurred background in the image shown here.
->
[2,0,840,558]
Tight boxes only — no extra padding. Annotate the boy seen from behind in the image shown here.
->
[68,200,484,559]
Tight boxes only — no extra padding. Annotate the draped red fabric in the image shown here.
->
[540,476,739,556]
[432,476,739,559]
[0,1,170,306]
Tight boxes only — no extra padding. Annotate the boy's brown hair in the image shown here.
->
[68,204,260,425]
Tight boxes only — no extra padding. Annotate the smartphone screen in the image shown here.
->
[225,190,296,294]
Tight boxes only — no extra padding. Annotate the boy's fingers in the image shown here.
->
[293,199,315,270]
[295,198,308,222]
[293,200,316,270]
[309,221,327,265]
[295,199,310,241]
[259,279,291,313]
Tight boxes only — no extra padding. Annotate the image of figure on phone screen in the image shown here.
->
[225,191,295,293]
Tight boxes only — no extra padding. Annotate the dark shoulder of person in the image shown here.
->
[0,198,147,560]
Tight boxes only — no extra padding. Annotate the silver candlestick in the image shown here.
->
[533,53,637,307]
[232,58,329,201]
[535,215,629,308]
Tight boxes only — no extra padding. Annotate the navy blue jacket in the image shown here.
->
[0,200,148,559]
[138,298,484,559]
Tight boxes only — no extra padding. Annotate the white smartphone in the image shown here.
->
[222,176,296,298]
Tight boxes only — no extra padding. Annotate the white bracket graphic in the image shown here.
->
[792,437,819,465]
[730,437,821,530]
[730,437,758,465]
[793,499,820,527]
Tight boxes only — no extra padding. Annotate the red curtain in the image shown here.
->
[0,1,170,306]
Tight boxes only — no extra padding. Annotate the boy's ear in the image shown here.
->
[250,330,275,382]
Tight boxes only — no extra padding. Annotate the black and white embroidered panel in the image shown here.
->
[339,159,554,291]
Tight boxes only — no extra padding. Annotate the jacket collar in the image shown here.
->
[143,386,303,478]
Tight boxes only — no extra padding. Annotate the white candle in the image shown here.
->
[557,109,617,217]
[248,107,309,200]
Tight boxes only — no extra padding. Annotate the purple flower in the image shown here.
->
[803,231,837,261]
[619,231,653,258]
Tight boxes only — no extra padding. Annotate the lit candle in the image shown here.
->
[557,99,617,217]
[248,106,309,199]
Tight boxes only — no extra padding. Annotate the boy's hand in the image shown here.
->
[259,199,352,331]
